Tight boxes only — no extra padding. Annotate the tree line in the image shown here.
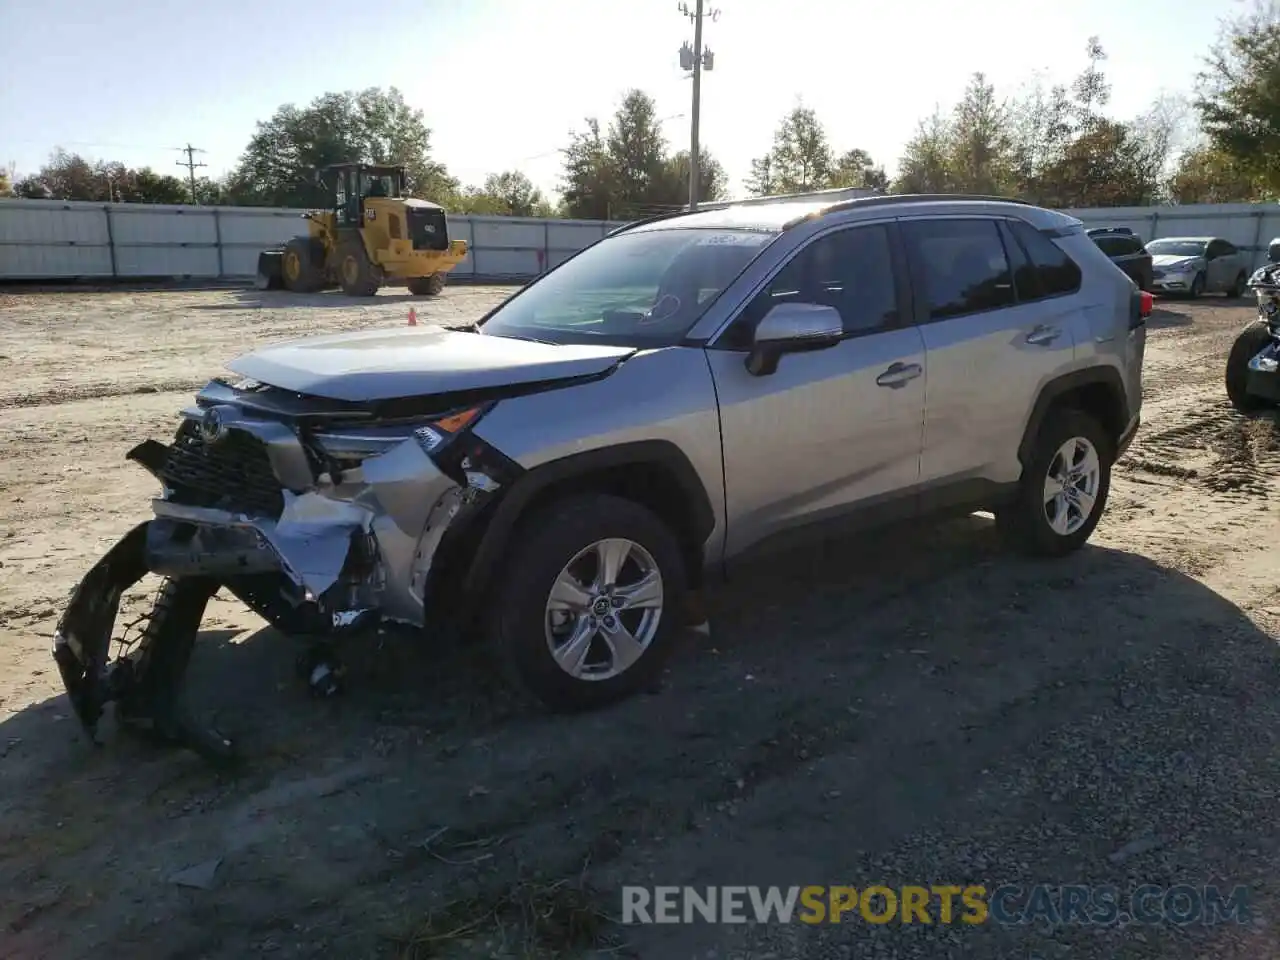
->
[3,8,1279,216]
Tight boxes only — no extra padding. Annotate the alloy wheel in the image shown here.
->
[544,538,664,682]
[1042,436,1102,536]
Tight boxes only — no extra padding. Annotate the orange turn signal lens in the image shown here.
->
[432,407,484,434]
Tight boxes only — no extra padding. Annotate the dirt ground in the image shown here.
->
[3,285,1280,960]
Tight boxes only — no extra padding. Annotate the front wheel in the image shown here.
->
[1226,322,1274,413]
[1189,272,1206,299]
[487,494,687,712]
[995,408,1113,558]
[407,273,446,296]
[338,240,379,297]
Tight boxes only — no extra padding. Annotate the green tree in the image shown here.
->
[559,117,616,219]
[1167,145,1261,203]
[750,105,835,194]
[829,148,889,192]
[947,73,1015,195]
[1007,75,1076,199]
[892,111,955,193]
[224,87,458,207]
[460,170,553,217]
[744,153,778,196]
[605,89,675,217]
[13,149,189,203]
[1196,1,1280,192]
[1072,36,1111,131]
[663,148,729,205]
[1037,119,1159,208]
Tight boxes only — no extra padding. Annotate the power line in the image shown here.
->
[176,143,208,204]
[677,0,719,211]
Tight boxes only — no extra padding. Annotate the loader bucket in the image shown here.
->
[255,250,286,290]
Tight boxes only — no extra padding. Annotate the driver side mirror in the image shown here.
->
[745,302,843,376]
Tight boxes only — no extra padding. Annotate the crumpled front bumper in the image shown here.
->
[52,381,520,749]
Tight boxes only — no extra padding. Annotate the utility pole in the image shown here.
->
[678,0,718,211]
[176,143,207,204]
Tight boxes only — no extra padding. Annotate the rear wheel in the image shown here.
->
[487,494,687,712]
[995,408,1113,558]
[338,239,379,297]
[1226,322,1274,413]
[281,237,323,293]
[407,273,447,296]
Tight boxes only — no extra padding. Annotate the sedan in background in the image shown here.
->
[1147,236,1249,298]
[1087,227,1153,291]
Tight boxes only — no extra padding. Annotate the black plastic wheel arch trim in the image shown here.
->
[459,439,716,608]
[1017,367,1130,468]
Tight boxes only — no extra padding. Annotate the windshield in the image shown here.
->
[1146,239,1207,258]
[478,227,777,347]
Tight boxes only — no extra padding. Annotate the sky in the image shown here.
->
[0,0,1241,202]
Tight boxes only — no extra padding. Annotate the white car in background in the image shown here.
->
[1147,236,1249,298]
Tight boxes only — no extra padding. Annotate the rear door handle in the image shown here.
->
[1025,325,1062,346]
[876,362,923,388]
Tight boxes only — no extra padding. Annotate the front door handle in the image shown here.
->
[876,362,923,389]
[1025,325,1062,346]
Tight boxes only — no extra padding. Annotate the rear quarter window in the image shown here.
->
[1008,220,1083,298]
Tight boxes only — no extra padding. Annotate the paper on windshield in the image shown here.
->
[695,232,773,247]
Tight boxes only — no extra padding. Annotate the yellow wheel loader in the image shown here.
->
[255,163,468,297]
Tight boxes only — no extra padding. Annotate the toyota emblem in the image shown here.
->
[200,406,227,444]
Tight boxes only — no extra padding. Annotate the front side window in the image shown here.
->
[478,228,775,348]
[901,218,1015,320]
[720,225,899,349]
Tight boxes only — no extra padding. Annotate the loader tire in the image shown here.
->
[338,239,380,297]
[282,237,324,293]
[408,273,447,296]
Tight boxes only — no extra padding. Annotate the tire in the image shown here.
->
[1189,272,1206,299]
[1229,272,1248,298]
[337,238,379,296]
[487,493,687,712]
[995,408,1113,558]
[407,273,446,296]
[1226,322,1273,413]
[281,237,323,293]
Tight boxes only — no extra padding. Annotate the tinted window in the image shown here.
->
[722,225,898,348]
[1008,220,1083,298]
[1092,235,1129,257]
[902,219,1015,319]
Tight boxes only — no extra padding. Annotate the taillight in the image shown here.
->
[1139,291,1153,318]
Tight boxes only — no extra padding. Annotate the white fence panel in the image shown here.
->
[17,196,1280,283]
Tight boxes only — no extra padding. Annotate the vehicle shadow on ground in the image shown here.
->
[3,517,1280,959]
[187,288,430,311]
[1146,306,1195,329]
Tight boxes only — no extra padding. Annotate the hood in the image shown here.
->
[1152,254,1204,270]
[227,327,635,402]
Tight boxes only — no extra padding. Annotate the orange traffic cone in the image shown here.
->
[407,307,417,326]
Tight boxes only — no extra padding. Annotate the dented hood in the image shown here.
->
[226,327,635,402]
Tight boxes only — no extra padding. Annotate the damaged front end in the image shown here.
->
[53,378,523,761]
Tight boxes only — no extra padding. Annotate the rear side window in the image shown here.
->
[1007,220,1083,298]
[1093,236,1125,257]
[901,218,1015,320]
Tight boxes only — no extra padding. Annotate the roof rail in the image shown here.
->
[820,193,1034,216]
[606,209,692,236]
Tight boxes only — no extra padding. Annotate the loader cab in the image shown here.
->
[322,163,405,228]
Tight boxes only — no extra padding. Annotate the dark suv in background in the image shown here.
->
[1088,227,1153,291]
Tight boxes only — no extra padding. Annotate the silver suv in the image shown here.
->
[55,195,1147,760]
